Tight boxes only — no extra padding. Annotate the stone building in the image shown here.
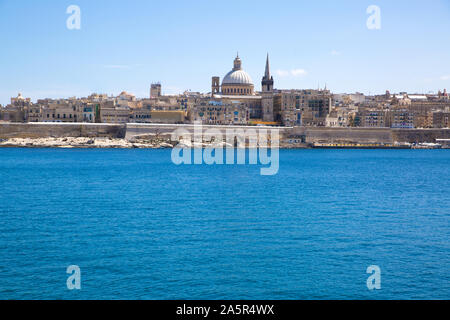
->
[428,110,450,128]
[3,93,32,122]
[100,105,130,124]
[190,100,249,125]
[130,106,152,123]
[360,108,387,127]
[325,107,351,127]
[147,96,182,111]
[81,104,96,123]
[130,107,186,124]
[25,105,42,122]
[278,89,332,126]
[11,93,31,107]
[409,101,450,128]
[150,83,162,98]
[437,89,449,100]
[0,105,26,122]
[388,109,415,128]
[148,111,186,124]
[41,103,79,122]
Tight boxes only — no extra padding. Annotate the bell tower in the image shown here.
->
[262,54,274,121]
[211,76,220,96]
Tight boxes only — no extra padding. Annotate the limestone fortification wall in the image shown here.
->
[1,123,449,143]
[290,127,450,143]
[127,124,450,143]
[392,129,450,143]
[291,127,394,144]
[125,123,291,140]
[0,123,126,139]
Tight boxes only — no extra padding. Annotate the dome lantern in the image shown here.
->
[233,54,242,71]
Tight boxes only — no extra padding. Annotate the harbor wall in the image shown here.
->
[125,123,291,140]
[1,122,449,143]
[289,127,450,143]
[392,128,450,143]
[0,123,126,139]
[127,124,450,143]
[290,127,393,144]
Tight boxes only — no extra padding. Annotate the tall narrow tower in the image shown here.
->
[211,77,220,96]
[150,83,161,98]
[262,54,274,121]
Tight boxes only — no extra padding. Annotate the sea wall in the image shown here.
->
[0,123,126,139]
[290,127,394,144]
[1,122,449,143]
[392,128,450,143]
[289,127,450,144]
[125,123,291,140]
[127,124,450,143]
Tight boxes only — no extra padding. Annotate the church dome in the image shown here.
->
[222,69,253,85]
[222,55,253,86]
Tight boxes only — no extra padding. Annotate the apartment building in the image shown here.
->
[191,100,249,125]
[278,89,332,126]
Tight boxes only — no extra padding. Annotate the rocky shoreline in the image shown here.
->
[5,137,441,149]
[0,137,272,149]
[0,137,175,149]
[0,136,305,149]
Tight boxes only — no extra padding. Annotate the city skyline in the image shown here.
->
[0,0,449,105]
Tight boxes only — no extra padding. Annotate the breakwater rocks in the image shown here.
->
[0,136,294,149]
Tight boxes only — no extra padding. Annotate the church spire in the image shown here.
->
[261,53,274,122]
[262,53,274,93]
[264,53,271,79]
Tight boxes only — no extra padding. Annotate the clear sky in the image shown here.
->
[0,0,449,105]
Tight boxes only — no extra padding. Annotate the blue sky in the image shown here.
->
[0,0,449,104]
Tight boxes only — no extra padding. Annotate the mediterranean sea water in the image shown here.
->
[0,148,449,300]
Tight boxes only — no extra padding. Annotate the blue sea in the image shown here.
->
[0,148,449,300]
